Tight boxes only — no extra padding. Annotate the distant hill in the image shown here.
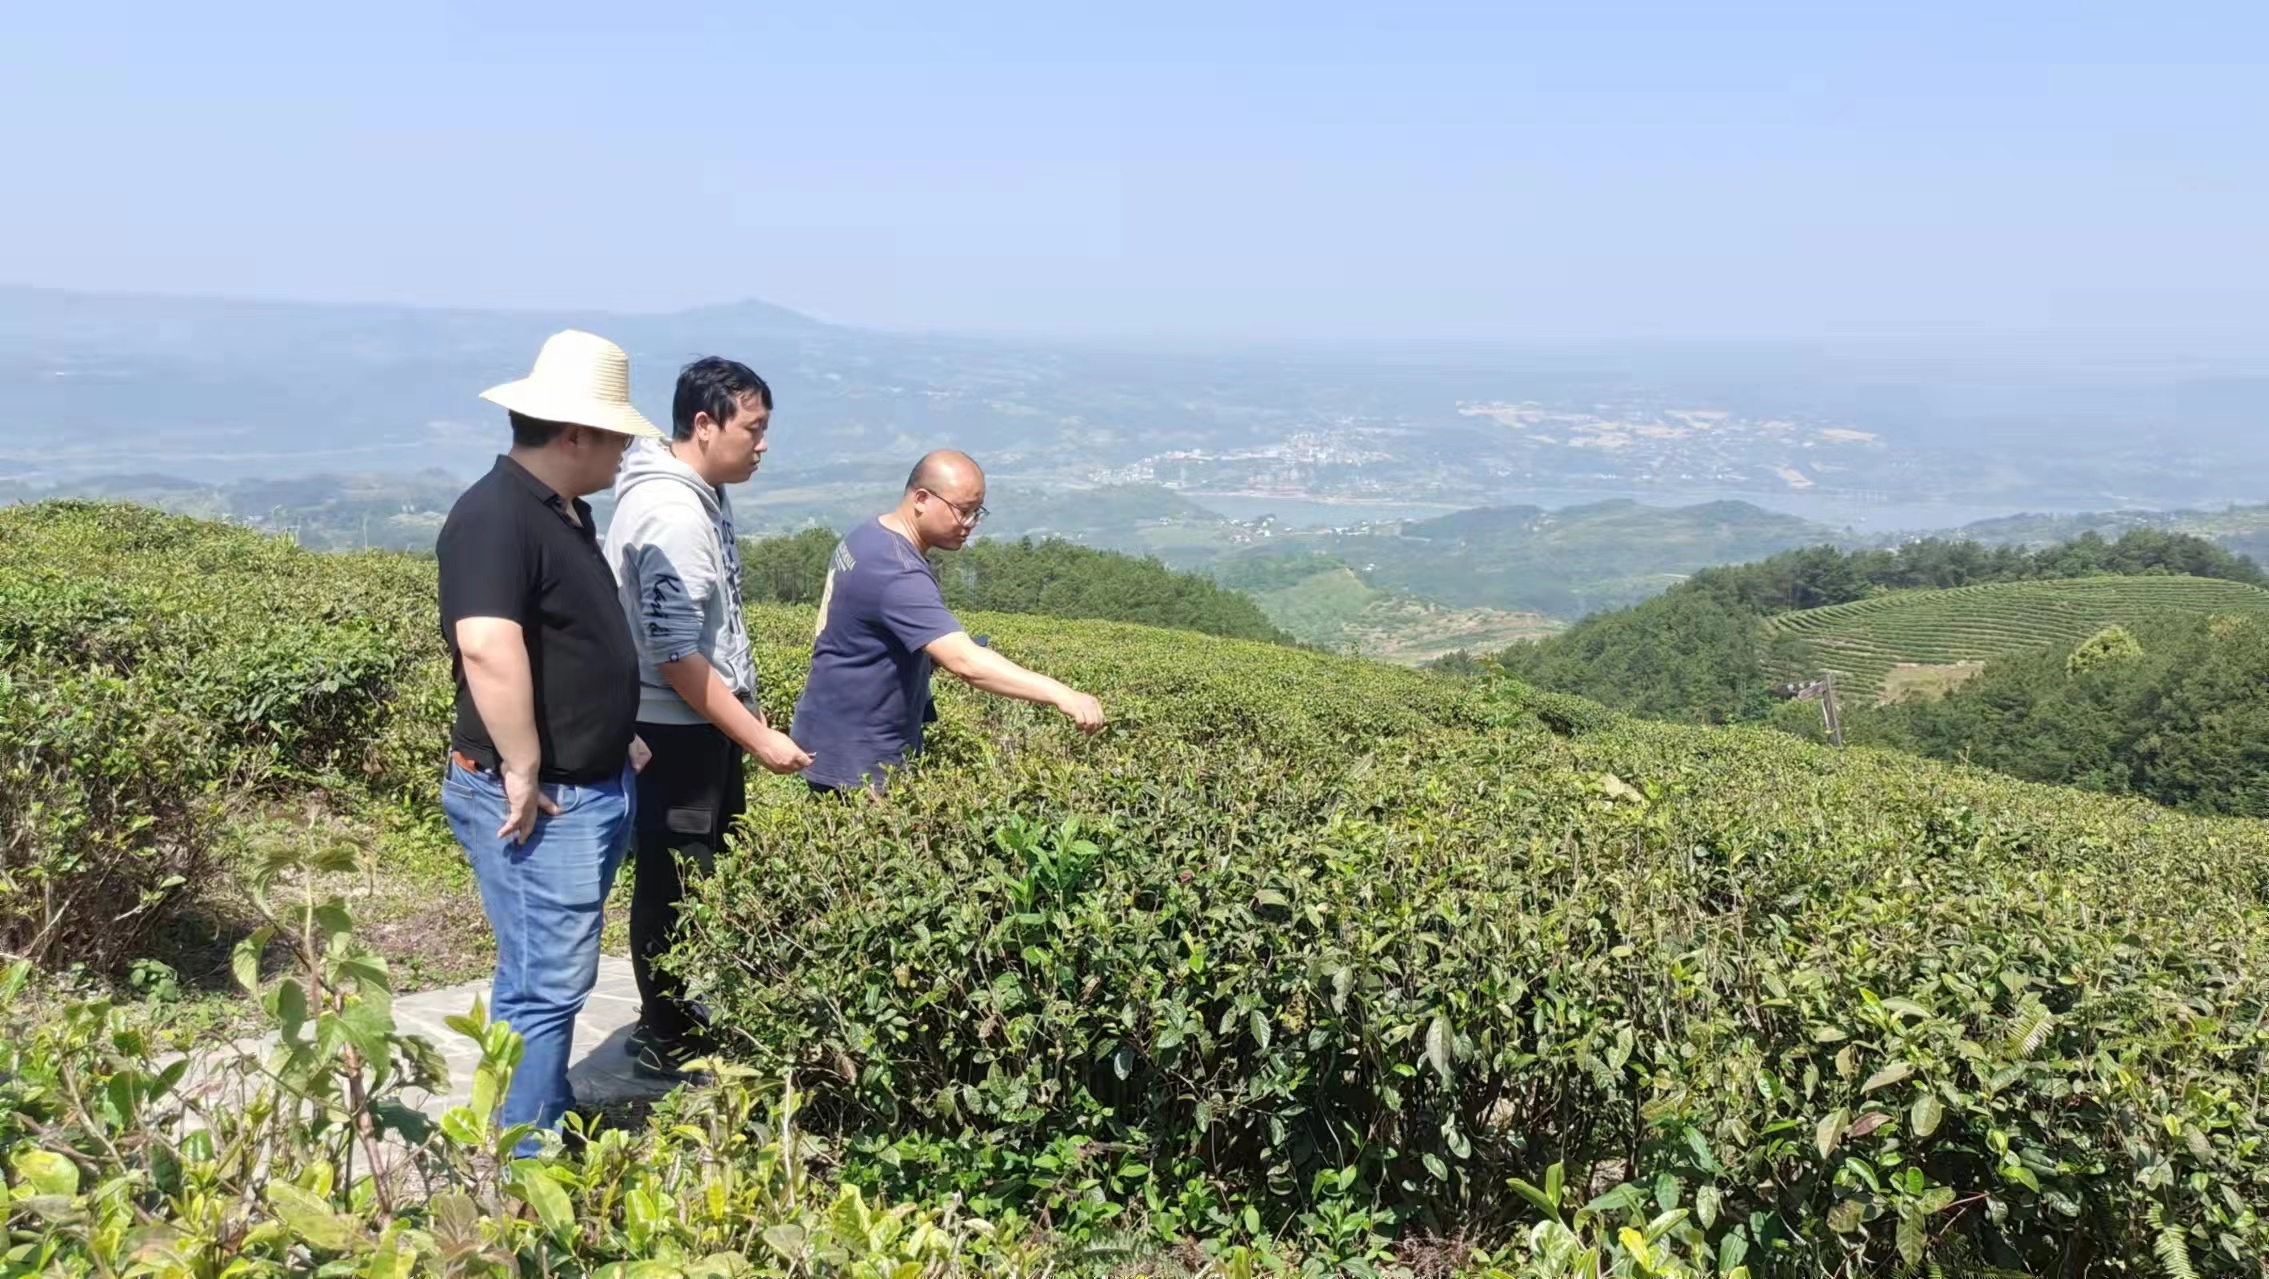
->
[1816,610,2269,816]
[1184,498,1844,659]
[1766,575,2269,702]
[740,529,1291,646]
[0,470,1233,561]
[1309,498,1845,617]
[1959,502,2269,544]
[1492,529,2268,724]
[0,469,465,552]
[1953,501,2269,566]
[1232,562,1559,664]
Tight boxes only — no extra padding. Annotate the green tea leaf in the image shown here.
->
[364,1229,416,1279]
[1508,1174,1559,1221]
[263,1181,360,1252]
[509,1160,575,1245]
[9,1150,79,1198]
[1897,1208,1927,1266]
[763,1223,809,1261]
[1826,1198,1864,1234]
[1425,1013,1455,1085]
[1718,1230,1750,1275]
[1816,1107,1849,1161]
[1584,1182,1648,1216]
[1862,1061,1913,1093]
[233,926,274,994]
[1910,1093,1945,1139]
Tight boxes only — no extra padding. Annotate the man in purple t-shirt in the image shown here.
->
[794,450,1105,791]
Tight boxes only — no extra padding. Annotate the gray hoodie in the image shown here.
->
[606,438,757,725]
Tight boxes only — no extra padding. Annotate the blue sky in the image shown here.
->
[1,1,2263,347]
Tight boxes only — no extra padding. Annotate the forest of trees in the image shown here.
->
[1490,529,2268,724]
[741,528,1293,645]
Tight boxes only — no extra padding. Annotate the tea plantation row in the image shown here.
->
[1763,575,2269,700]
[699,605,2269,1273]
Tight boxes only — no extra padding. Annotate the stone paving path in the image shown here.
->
[388,956,670,1116]
[170,957,671,1171]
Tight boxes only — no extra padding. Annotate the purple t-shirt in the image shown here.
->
[794,518,963,790]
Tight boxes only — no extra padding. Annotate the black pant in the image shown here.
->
[630,720,746,1046]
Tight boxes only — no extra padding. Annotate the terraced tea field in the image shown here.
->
[1765,574,2269,700]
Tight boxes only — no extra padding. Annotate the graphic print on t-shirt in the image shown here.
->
[812,537,854,640]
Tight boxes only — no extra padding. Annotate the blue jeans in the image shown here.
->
[440,758,634,1146]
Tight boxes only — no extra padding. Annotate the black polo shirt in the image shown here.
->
[436,455,639,783]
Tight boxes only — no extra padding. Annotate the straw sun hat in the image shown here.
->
[478,329,664,439]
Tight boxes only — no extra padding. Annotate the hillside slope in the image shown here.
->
[1807,610,2269,817]
[8,502,2269,1269]
[1496,531,2267,727]
[1767,574,2269,700]
[1341,497,1844,616]
[1241,564,1560,662]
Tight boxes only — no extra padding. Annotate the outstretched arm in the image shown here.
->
[925,631,1105,731]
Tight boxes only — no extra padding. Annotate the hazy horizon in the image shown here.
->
[4,279,2263,382]
[5,2,2265,352]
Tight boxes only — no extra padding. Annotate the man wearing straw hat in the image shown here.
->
[435,328,662,1146]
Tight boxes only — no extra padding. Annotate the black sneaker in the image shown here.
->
[632,1034,717,1086]
[626,1012,710,1057]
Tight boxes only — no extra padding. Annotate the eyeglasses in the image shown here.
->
[926,493,988,525]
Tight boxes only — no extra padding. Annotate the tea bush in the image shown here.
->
[0,840,1061,1277]
[682,607,2269,1273]
[0,503,446,969]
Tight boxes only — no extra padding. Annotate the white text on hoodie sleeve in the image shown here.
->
[626,489,719,668]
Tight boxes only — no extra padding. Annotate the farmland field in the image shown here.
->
[1764,574,2269,700]
[1246,564,1561,662]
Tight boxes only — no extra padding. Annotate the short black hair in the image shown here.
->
[672,357,772,441]
[509,411,572,449]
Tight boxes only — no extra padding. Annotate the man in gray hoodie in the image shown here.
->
[606,356,812,1081]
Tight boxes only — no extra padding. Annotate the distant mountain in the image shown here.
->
[1950,502,2269,569]
[8,283,2266,510]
